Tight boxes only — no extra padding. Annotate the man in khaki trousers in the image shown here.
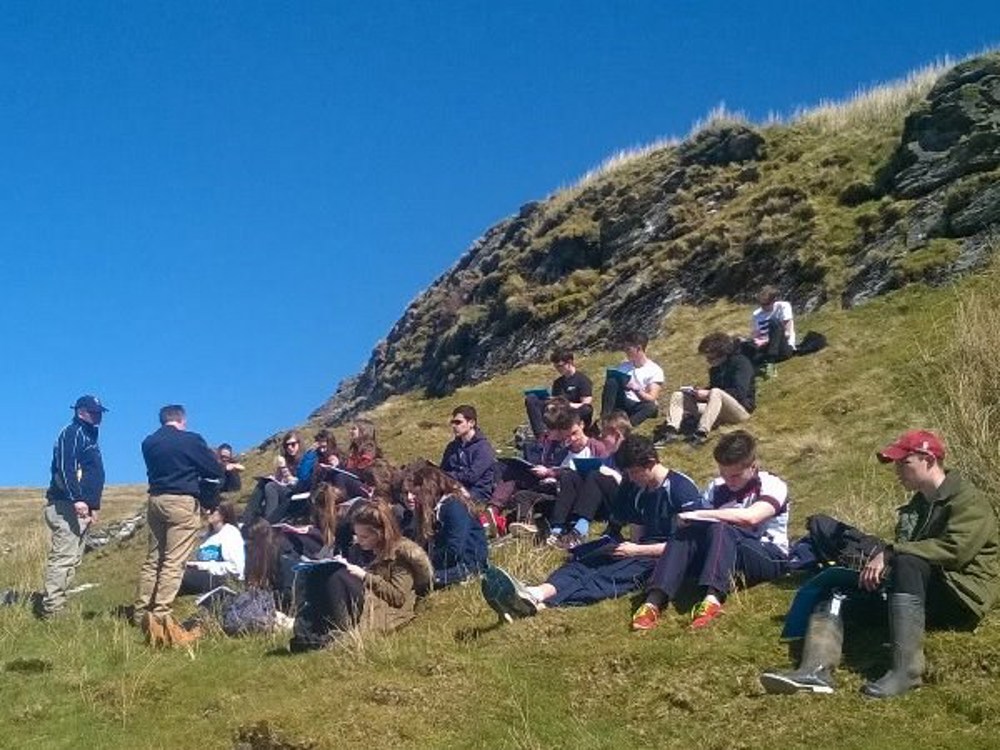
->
[39,395,108,618]
[136,404,224,646]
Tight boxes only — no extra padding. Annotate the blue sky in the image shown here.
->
[1,2,996,486]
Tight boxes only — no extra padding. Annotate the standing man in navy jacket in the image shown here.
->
[39,395,108,618]
[440,405,497,503]
[135,404,223,645]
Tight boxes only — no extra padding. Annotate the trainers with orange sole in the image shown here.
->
[690,599,724,629]
[631,602,660,631]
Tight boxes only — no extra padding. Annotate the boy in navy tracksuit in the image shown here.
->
[631,429,790,631]
[482,435,704,618]
[440,404,497,502]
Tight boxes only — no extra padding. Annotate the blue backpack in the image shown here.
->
[221,588,276,636]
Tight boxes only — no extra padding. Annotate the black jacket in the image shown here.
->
[46,417,105,510]
[142,425,224,500]
[708,352,756,412]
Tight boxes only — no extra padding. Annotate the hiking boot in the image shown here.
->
[556,531,586,550]
[760,603,843,694]
[653,425,683,447]
[861,593,925,699]
[688,430,710,447]
[161,614,201,647]
[759,669,835,694]
[140,612,168,647]
[631,602,660,632]
[690,599,724,629]
[480,566,538,622]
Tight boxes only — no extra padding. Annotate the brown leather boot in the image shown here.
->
[161,614,201,647]
[140,612,167,647]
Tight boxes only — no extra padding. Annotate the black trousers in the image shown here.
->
[549,471,617,526]
[305,567,365,634]
[599,377,658,426]
[178,568,229,596]
[648,522,787,599]
[742,318,794,365]
[891,552,979,629]
[241,480,293,528]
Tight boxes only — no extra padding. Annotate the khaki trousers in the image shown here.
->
[41,502,91,614]
[667,388,750,434]
[135,493,202,619]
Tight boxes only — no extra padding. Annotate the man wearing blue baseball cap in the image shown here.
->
[38,395,108,618]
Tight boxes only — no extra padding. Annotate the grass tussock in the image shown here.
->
[794,57,952,134]
[927,236,1000,508]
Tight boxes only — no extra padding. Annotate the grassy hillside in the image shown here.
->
[312,51,1000,425]
[4,263,1000,749]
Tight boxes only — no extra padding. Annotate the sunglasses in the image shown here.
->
[284,441,298,447]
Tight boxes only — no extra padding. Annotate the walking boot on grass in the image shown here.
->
[760,597,843,694]
[161,614,202,647]
[140,612,167,647]
[861,593,925,698]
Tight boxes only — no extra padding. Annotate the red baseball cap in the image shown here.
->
[877,430,945,463]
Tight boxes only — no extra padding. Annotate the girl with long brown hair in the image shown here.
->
[289,501,433,652]
[403,464,488,588]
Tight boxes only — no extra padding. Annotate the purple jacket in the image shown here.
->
[440,431,497,503]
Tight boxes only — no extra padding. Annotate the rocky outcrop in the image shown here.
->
[306,54,1000,429]
[878,55,1000,198]
[844,52,1000,306]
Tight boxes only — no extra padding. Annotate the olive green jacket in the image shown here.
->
[360,538,434,634]
[892,470,1000,619]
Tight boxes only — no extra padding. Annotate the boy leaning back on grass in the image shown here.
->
[631,429,790,631]
[480,435,703,620]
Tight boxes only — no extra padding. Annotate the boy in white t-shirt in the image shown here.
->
[747,285,795,365]
[599,331,664,427]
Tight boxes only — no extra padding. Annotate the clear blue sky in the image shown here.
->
[1,2,996,486]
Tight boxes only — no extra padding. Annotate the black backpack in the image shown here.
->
[795,330,828,356]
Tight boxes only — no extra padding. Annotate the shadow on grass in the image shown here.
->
[6,657,52,674]
[453,619,506,642]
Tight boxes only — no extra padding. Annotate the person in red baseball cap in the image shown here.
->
[761,428,1000,699]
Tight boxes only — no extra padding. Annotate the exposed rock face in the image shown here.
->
[878,55,1000,198]
[306,54,1000,429]
[845,53,1000,306]
[678,124,766,167]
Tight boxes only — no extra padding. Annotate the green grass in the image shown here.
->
[6,275,1000,748]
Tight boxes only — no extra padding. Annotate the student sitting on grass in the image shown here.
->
[524,347,595,438]
[599,331,664,427]
[760,430,1000,697]
[631,429,790,631]
[345,418,382,472]
[289,502,433,652]
[507,402,608,539]
[658,332,755,447]
[239,455,298,529]
[744,285,795,370]
[481,435,703,619]
[179,501,245,595]
[543,411,633,549]
[402,464,488,587]
[440,405,497,503]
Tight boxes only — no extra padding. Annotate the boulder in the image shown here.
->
[878,54,1000,198]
